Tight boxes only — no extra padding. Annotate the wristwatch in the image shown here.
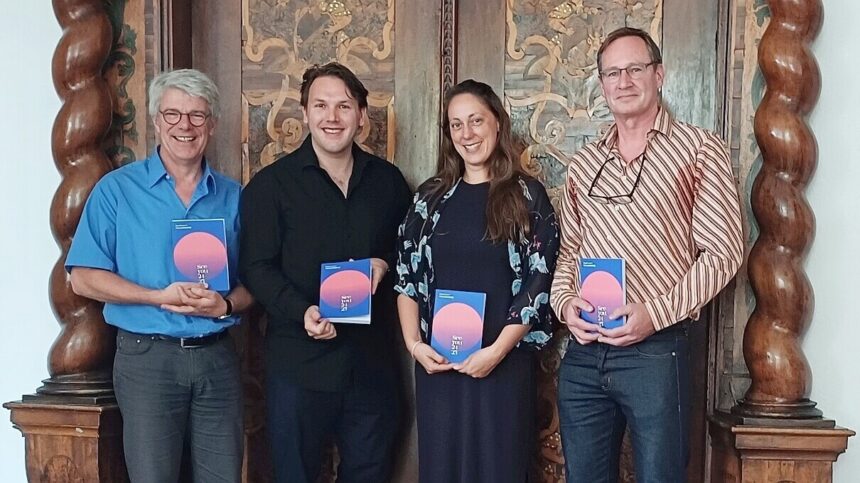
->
[217,296,234,320]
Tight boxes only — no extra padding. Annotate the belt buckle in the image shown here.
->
[180,337,204,349]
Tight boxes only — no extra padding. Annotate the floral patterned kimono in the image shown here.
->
[395,175,560,350]
[395,175,560,483]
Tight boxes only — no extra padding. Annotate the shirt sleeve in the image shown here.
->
[394,190,424,302]
[506,179,560,350]
[550,162,584,321]
[65,179,119,273]
[644,133,744,330]
[238,171,314,326]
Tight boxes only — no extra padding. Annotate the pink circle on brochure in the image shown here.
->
[580,271,623,315]
[432,302,483,350]
[319,270,371,307]
[173,232,228,280]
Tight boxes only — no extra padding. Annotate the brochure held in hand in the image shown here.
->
[579,258,626,329]
[431,289,486,363]
[319,259,373,324]
[172,218,230,292]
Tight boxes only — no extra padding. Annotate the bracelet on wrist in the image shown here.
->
[409,340,422,359]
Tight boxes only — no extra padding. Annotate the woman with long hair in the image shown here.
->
[395,79,560,482]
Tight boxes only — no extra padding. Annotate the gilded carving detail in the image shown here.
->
[505,0,661,204]
[105,0,144,166]
[441,0,457,96]
[242,0,395,179]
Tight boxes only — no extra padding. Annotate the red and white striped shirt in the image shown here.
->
[550,107,744,331]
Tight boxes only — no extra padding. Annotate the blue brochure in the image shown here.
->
[431,289,486,363]
[171,218,230,292]
[579,258,626,329]
[319,259,372,324]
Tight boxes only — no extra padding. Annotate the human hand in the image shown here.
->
[304,305,337,340]
[412,342,455,374]
[161,283,229,318]
[452,346,505,379]
[562,297,600,345]
[596,303,656,346]
[157,282,206,309]
[369,258,389,294]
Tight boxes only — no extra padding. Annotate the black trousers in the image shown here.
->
[266,371,399,483]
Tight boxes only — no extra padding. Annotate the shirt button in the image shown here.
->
[613,205,621,212]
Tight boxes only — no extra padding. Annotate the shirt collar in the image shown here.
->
[145,149,169,187]
[296,135,370,175]
[145,147,216,194]
[201,159,217,195]
[599,105,674,150]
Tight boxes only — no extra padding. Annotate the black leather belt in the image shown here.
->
[156,330,228,349]
[119,328,229,349]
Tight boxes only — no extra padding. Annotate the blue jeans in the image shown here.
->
[113,329,243,483]
[557,324,691,483]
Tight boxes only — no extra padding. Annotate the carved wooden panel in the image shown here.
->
[505,0,663,205]
[241,0,395,180]
[5,401,128,483]
[104,0,149,166]
[100,0,167,166]
[709,413,853,483]
[441,0,457,96]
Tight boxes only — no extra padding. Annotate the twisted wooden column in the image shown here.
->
[734,0,823,420]
[35,0,115,400]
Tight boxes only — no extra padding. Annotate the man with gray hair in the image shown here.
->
[66,69,253,483]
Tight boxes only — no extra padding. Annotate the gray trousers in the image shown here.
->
[113,329,243,483]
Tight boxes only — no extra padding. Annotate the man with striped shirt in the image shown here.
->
[550,28,743,483]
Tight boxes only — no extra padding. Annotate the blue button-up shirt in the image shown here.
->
[66,149,241,337]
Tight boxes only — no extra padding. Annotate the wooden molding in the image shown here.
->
[710,412,854,482]
[4,401,128,482]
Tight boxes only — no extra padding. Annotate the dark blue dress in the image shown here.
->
[415,181,534,483]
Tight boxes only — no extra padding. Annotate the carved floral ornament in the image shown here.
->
[504,0,662,203]
[242,0,395,169]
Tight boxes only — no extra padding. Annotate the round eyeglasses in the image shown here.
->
[159,110,211,127]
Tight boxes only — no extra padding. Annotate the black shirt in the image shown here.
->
[239,137,412,391]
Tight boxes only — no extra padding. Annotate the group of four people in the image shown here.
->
[65,27,743,483]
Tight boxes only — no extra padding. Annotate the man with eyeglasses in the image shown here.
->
[550,27,743,482]
[66,69,253,483]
